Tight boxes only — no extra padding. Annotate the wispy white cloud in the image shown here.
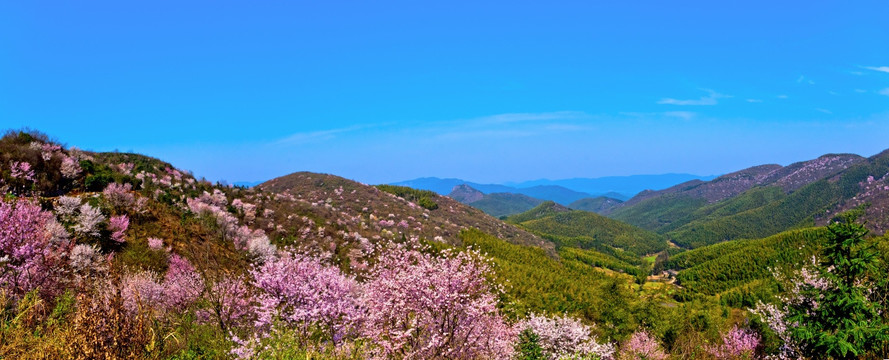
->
[815,108,833,114]
[662,111,696,120]
[746,99,763,103]
[434,129,538,141]
[657,89,730,106]
[855,89,868,93]
[862,66,889,74]
[544,123,595,132]
[276,124,380,145]
[473,111,590,125]
[431,111,595,141]
[879,88,889,96]
[619,111,696,120]
[797,75,815,85]
[777,94,789,99]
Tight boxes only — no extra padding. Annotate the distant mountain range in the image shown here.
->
[391,173,716,203]
[600,152,889,248]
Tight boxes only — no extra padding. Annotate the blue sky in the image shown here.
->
[2,1,888,184]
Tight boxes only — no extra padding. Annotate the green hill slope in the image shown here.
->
[665,227,830,306]
[666,181,838,248]
[569,196,623,213]
[469,192,545,218]
[516,207,668,256]
[505,200,572,223]
[608,194,707,232]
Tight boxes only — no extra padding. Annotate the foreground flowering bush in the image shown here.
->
[231,243,516,359]
[518,313,615,360]
[618,330,667,360]
[0,199,62,299]
[707,326,759,359]
[361,245,515,360]
[251,252,361,344]
[752,213,889,359]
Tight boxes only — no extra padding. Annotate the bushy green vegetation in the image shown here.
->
[559,247,646,279]
[469,193,543,218]
[459,229,710,341]
[658,186,786,233]
[668,228,829,297]
[505,201,570,223]
[375,184,439,210]
[668,180,839,248]
[609,194,708,232]
[517,210,668,256]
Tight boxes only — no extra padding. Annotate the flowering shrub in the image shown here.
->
[73,203,105,237]
[199,276,252,330]
[0,199,61,299]
[147,237,164,250]
[246,234,277,263]
[618,330,667,360]
[707,326,759,359]
[251,252,361,341]
[361,245,515,359]
[121,254,203,315]
[108,215,129,243]
[162,254,204,311]
[60,156,81,179]
[102,182,135,212]
[69,244,103,274]
[54,196,81,220]
[9,161,35,181]
[518,313,615,360]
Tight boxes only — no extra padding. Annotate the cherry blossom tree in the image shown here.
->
[361,245,515,360]
[706,326,759,359]
[103,182,135,212]
[518,313,615,360]
[250,251,361,344]
[618,330,667,360]
[0,199,62,299]
[74,203,105,237]
[108,215,129,243]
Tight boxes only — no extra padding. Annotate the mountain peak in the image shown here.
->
[448,184,484,203]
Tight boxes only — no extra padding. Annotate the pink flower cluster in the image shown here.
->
[232,243,515,359]
[121,254,204,315]
[103,183,135,211]
[0,200,62,299]
[108,215,129,243]
[147,237,164,250]
[360,246,515,359]
[9,161,35,181]
[707,326,759,359]
[60,156,81,179]
[187,192,276,259]
[620,330,667,360]
[251,252,361,338]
